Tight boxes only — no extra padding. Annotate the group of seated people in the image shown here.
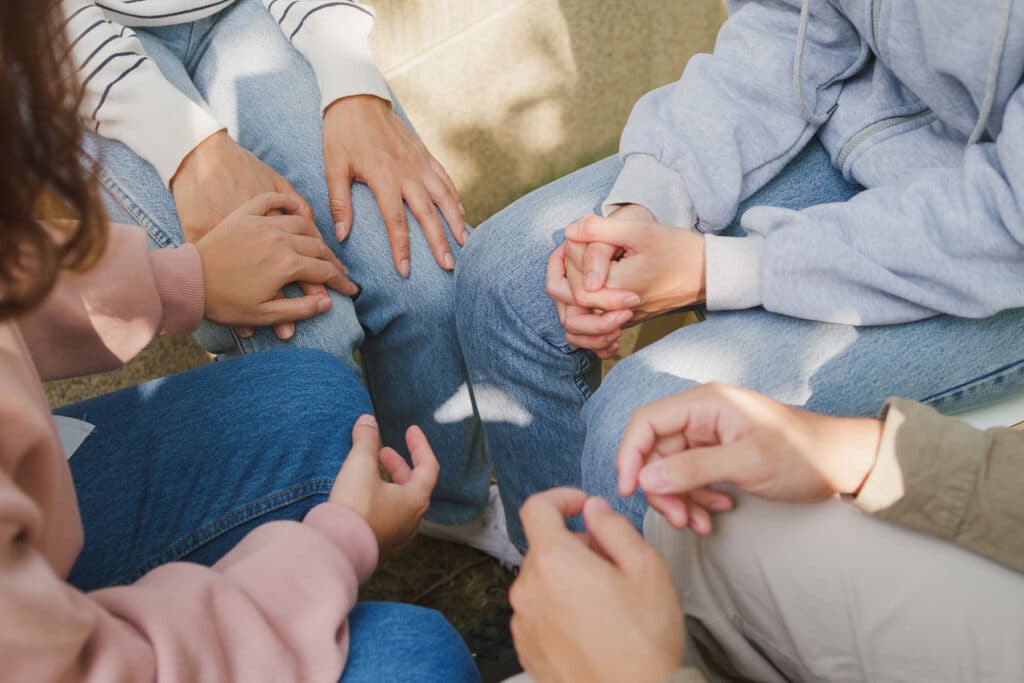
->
[3,0,1024,681]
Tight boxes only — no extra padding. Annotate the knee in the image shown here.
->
[229,348,371,438]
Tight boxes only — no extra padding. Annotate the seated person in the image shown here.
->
[0,5,478,680]
[508,384,1024,682]
[62,0,512,563]
[456,0,1024,546]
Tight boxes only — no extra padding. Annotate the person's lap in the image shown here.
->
[458,140,1024,540]
[645,496,1024,682]
[83,0,488,524]
[56,349,478,682]
[57,348,369,588]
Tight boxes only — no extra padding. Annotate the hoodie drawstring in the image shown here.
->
[792,0,832,124]
[968,0,1013,144]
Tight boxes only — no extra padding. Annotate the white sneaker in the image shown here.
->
[420,485,524,569]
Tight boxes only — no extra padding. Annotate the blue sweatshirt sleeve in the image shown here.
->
[742,86,1024,325]
[602,0,866,233]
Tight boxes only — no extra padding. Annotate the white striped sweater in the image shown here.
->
[63,0,391,186]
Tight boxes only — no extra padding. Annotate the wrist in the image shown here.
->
[169,129,228,193]
[818,415,884,494]
[324,94,391,121]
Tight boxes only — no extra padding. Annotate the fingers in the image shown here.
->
[581,497,657,573]
[565,257,640,310]
[405,183,454,271]
[327,164,355,241]
[563,307,632,337]
[254,292,332,326]
[617,396,699,497]
[638,442,752,496]
[520,487,588,548]
[241,192,302,217]
[234,326,255,339]
[583,242,619,291]
[269,291,296,340]
[275,175,314,221]
[289,255,354,295]
[425,161,467,246]
[646,492,690,530]
[379,446,412,485]
[370,179,411,277]
[565,213,646,249]
[350,414,382,459]
[404,425,440,494]
[545,244,574,305]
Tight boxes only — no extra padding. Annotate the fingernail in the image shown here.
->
[710,498,731,512]
[617,310,632,324]
[458,202,466,215]
[443,252,455,270]
[625,294,641,307]
[587,496,612,512]
[335,221,348,239]
[639,463,669,493]
[585,272,601,290]
[318,295,331,313]
[399,259,411,277]
[564,224,578,239]
[607,330,621,343]
[356,414,378,428]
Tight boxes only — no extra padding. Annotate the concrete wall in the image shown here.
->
[373,0,727,223]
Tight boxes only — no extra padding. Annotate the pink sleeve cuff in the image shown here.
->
[304,502,379,584]
[148,244,205,335]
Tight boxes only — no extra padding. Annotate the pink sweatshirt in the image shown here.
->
[1,224,379,682]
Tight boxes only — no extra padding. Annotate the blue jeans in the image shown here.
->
[456,141,1024,547]
[84,0,487,525]
[56,349,479,683]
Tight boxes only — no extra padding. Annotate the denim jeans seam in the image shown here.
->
[120,478,334,584]
[920,358,1024,409]
[91,161,179,248]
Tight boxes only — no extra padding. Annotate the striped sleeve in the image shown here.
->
[260,0,392,113]
[63,0,224,188]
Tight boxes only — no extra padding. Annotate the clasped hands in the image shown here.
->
[546,204,706,359]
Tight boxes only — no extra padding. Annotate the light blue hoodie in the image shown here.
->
[603,0,1024,325]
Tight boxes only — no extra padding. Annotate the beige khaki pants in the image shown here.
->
[646,493,1024,682]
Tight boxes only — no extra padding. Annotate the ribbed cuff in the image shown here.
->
[601,154,696,227]
[148,244,205,335]
[304,502,380,584]
[293,4,393,113]
[704,234,764,311]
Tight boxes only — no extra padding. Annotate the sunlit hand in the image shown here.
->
[330,414,440,558]
[546,244,639,359]
[172,130,329,341]
[565,213,706,324]
[617,383,883,533]
[510,488,685,683]
[196,193,357,328]
[323,95,466,277]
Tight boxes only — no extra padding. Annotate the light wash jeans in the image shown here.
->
[84,0,487,524]
[456,140,1024,548]
[58,349,479,683]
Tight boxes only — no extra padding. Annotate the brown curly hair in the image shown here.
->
[0,0,106,320]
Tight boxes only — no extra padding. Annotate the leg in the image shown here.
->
[645,498,1024,682]
[457,156,623,547]
[340,603,480,683]
[58,349,370,590]
[189,0,486,522]
[580,142,1024,528]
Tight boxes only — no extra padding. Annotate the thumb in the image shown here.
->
[327,165,355,241]
[565,214,642,249]
[582,497,655,573]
